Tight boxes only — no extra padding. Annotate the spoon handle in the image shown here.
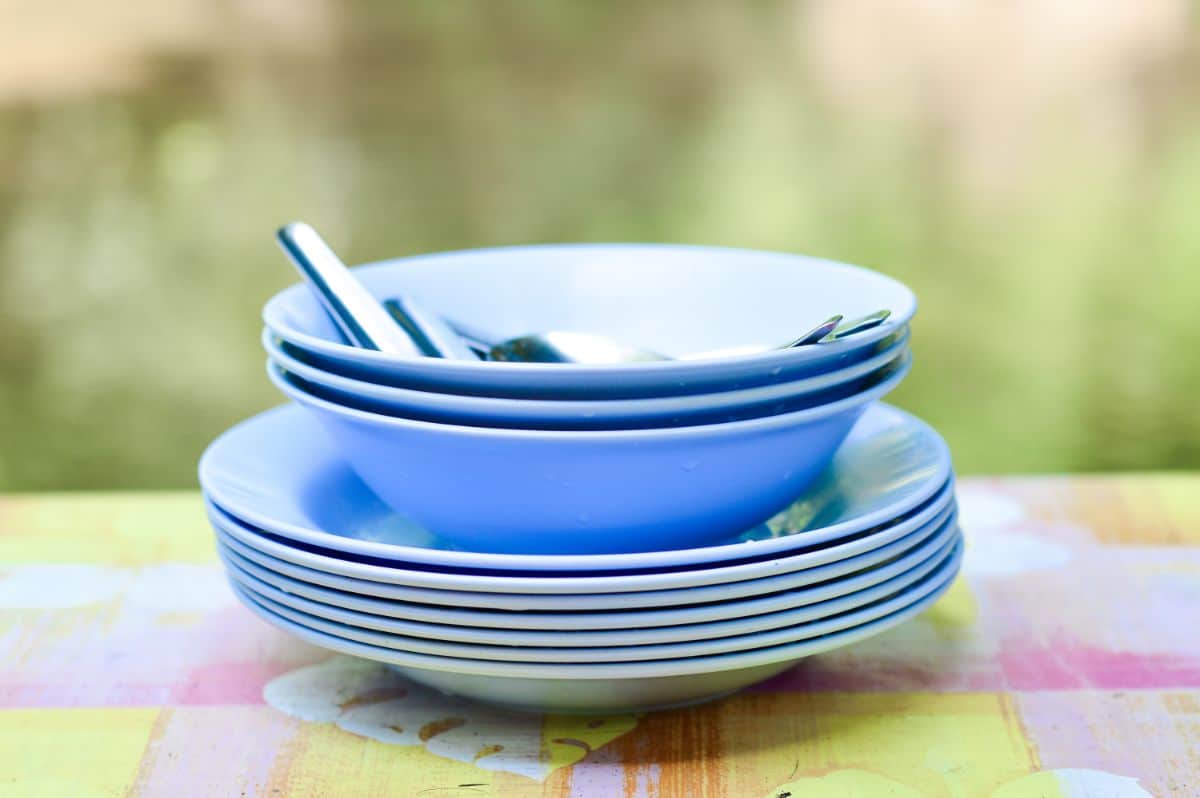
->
[383,297,479,360]
[276,222,420,355]
[825,309,892,341]
[784,315,843,348]
[445,317,501,352]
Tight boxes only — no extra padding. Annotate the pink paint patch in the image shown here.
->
[565,741,641,797]
[1016,691,1200,798]
[749,658,1005,693]
[130,706,304,796]
[753,636,1200,695]
[1000,635,1200,690]
[0,606,328,708]
[0,652,327,708]
[174,657,327,705]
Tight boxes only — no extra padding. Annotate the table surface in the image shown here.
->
[1,475,1197,797]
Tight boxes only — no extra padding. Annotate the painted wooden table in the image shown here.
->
[1,476,1197,797]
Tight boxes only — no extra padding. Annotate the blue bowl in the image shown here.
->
[266,326,910,430]
[263,244,916,399]
[267,353,911,555]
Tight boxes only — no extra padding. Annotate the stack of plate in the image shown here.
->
[201,243,961,712]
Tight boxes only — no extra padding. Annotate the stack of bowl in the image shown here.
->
[199,243,961,713]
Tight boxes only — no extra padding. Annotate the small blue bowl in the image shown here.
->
[267,353,911,555]
[266,327,910,430]
[263,244,916,399]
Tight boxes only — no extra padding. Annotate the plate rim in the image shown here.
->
[221,527,961,648]
[229,544,960,680]
[231,538,960,663]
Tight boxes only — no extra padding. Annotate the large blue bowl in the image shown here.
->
[266,326,910,430]
[263,244,916,399]
[267,353,911,555]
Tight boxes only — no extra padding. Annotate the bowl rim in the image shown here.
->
[265,325,912,415]
[267,349,912,442]
[261,242,918,376]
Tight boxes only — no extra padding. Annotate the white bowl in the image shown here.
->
[266,326,910,429]
[263,243,916,399]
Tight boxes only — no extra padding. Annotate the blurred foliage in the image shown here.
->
[1,0,1199,490]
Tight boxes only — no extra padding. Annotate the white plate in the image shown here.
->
[224,530,959,651]
[216,512,958,632]
[210,495,955,608]
[232,541,958,663]
[199,402,951,572]
[229,554,959,713]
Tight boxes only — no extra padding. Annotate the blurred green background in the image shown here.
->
[2,1,1198,490]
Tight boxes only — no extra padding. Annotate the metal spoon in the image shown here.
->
[468,313,864,364]
[276,222,420,355]
[782,315,843,347]
[821,309,891,342]
[383,296,479,360]
[443,317,503,358]
[488,331,665,363]
[679,315,845,361]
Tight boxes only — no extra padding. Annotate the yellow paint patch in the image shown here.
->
[262,708,643,793]
[715,692,1038,797]
[0,708,159,798]
[1009,474,1200,545]
[267,719,505,795]
[991,771,1070,798]
[1146,476,1200,544]
[923,575,979,635]
[0,492,214,564]
[763,769,925,797]
[542,713,640,773]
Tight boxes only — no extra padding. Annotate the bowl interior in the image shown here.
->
[267,244,916,359]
